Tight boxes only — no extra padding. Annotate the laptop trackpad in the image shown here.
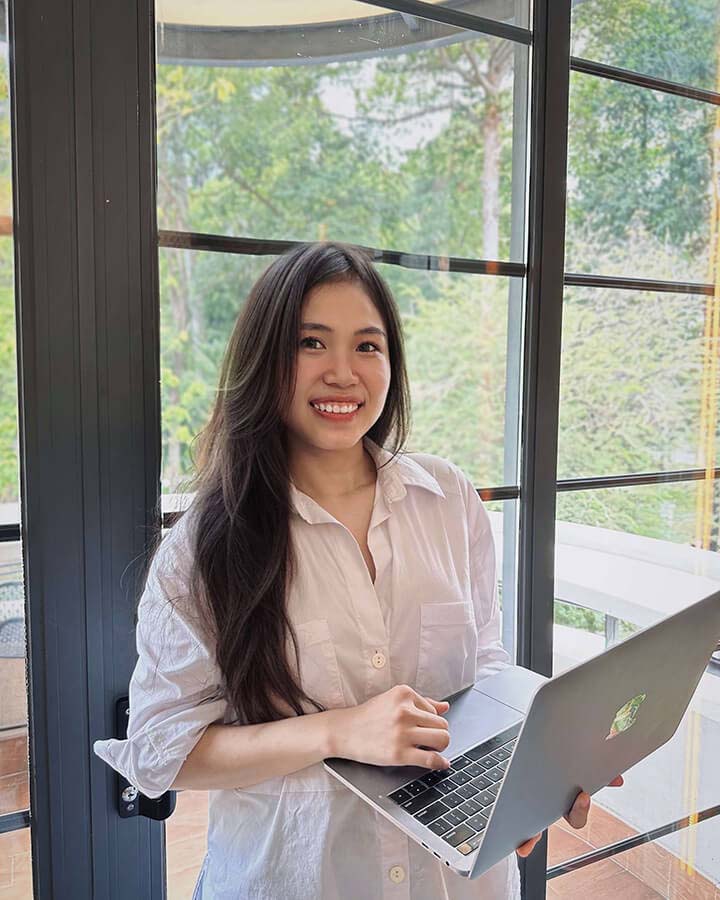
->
[444,688,524,760]
[474,666,549,714]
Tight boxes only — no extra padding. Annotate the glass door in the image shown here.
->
[153,1,532,894]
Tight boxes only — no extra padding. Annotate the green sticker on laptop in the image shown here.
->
[606,693,646,740]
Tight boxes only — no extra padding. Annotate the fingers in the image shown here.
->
[565,791,591,829]
[404,746,451,770]
[410,693,437,715]
[565,779,622,830]
[428,697,450,712]
[413,692,449,715]
[516,834,541,857]
[411,707,450,731]
[409,726,451,753]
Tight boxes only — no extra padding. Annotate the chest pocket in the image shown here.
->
[415,600,478,700]
[291,618,346,712]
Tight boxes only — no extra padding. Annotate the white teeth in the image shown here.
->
[312,402,360,414]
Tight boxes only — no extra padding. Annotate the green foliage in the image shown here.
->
[568,0,719,276]
[398,272,509,486]
[554,600,606,635]
[0,58,18,504]
[0,238,18,503]
[0,9,717,580]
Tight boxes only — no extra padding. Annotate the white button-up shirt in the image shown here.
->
[93,436,520,899]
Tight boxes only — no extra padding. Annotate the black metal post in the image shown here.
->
[517,0,572,895]
[9,0,162,896]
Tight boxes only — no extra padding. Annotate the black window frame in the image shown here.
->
[3,0,720,898]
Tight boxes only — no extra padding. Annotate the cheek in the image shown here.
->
[291,360,316,402]
[370,358,391,391]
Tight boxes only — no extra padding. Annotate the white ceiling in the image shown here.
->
[155,0,444,28]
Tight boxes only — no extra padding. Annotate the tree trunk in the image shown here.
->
[481,101,501,260]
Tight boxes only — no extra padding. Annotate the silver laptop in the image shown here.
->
[323,589,720,879]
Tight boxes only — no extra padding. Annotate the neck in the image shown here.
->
[288,437,377,501]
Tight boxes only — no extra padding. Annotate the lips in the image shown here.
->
[310,399,364,406]
[309,401,363,421]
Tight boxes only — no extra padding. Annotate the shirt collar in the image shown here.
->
[289,435,445,524]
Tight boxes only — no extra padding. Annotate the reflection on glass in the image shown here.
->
[155,2,527,262]
[565,73,713,283]
[557,288,720,480]
[159,249,521,494]
[552,483,720,882]
[571,0,720,94]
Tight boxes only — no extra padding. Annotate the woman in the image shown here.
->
[93,242,620,899]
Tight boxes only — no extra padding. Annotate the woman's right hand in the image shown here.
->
[328,683,451,770]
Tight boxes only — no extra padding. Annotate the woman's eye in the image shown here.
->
[299,337,380,352]
[300,337,323,349]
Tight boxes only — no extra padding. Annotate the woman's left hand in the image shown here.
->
[515,774,624,858]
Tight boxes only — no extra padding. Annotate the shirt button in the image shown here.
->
[372,651,386,669]
[389,865,405,884]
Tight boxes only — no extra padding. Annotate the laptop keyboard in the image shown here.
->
[388,725,520,857]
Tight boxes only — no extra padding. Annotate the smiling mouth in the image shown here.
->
[309,401,364,419]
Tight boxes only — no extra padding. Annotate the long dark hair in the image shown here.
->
[154,242,411,725]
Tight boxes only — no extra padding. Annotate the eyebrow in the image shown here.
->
[300,322,387,339]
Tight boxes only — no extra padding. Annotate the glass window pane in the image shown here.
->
[156,7,528,895]
[553,482,720,866]
[159,249,269,494]
[557,287,720,480]
[548,812,720,898]
[156,3,528,262]
[159,249,522,493]
[571,0,720,94]
[565,73,713,283]
[378,266,522,487]
[0,32,18,509]
[484,497,518,663]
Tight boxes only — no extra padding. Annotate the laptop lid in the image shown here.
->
[471,588,720,878]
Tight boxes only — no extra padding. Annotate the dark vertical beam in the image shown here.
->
[9,0,162,897]
[517,0,572,896]
[502,41,530,661]
[519,0,571,694]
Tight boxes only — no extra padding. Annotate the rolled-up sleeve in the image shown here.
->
[454,466,512,681]
[93,524,228,799]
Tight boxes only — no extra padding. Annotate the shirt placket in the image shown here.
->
[369,483,412,898]
[362,483,394,700]
[377,811,412,899]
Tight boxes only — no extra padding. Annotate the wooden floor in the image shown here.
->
[1,732,719,898]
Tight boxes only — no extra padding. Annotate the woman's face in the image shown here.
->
[285,279,391,454]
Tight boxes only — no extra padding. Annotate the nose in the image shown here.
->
[323,349,360,387]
